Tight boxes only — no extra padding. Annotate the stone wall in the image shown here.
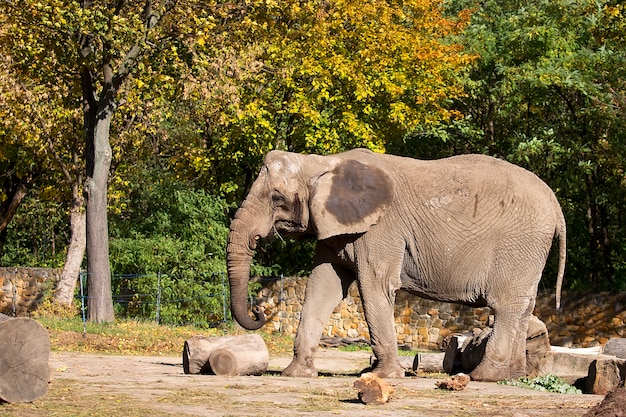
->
[257,276,626,350]
[0,267,61,316]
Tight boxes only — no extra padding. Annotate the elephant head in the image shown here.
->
[226,149,394,330]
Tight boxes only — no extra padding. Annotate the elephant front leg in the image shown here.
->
[282,262,354,378]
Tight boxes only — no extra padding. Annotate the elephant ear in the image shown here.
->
[309,158,394,240]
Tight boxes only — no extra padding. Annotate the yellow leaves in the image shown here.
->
[246,0,474,152]
[605,5,621,17]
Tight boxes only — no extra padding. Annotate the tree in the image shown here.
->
[161,0,474,198]
[0,0,218,321]
[443,0,626,289]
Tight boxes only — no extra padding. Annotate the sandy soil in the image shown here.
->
[32,349,607,417]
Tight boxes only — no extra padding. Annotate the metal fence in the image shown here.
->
[76,272,285,328]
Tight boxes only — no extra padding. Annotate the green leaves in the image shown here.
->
[499,374,582,394]
[446,0,626,289]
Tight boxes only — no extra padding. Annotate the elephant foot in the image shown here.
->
[370,362,405,379]
[282,359,318,378]
[470,358,521,382]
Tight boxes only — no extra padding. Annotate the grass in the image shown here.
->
[38,316,296,356]
[37,315,422,358]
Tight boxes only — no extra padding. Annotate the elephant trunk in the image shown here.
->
[226,207,267,330]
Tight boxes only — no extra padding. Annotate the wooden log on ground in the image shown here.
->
[414,352,445,373]
[369,353,444,373]
[183,334,269,376]
[0,313,50,403]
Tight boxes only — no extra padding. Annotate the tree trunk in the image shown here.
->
[85,110,114,323]
[0,174,29,258]
[183,334,269,376]
[54,182,86,305]
[0,313,50,403]
[82,60,115,323]
[77,0,166,323]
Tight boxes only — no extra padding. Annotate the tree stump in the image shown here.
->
[448,315,550,377]
[443,334,470,374]
[0,313,50,403]
[183,334,269,376]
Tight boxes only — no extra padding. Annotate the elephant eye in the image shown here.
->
[271,192,287,208]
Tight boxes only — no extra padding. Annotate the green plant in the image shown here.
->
[498,374,582,394]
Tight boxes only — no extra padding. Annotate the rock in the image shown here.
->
[538,350,614,384]
[586,359,626,395]
[603,338,626,359]
[435,373,471,391]
[353,373,394,404]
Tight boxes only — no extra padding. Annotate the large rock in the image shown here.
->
[585,358,626,395]
[537,347,609,384]
[602,338,626,359]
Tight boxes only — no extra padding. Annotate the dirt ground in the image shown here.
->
[2,349,607,416]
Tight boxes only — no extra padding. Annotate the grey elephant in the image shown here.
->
[226,148,565,382]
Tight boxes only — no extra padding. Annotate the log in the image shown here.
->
[183,334,269,376]
[0,313,50,403]
[369,353,444,373]
[414,352,445,373]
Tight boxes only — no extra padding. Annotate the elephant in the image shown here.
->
[226,148,565,382]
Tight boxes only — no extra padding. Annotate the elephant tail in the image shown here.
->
[554,203,567,311]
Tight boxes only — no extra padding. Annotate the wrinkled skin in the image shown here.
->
[226,149,566,382]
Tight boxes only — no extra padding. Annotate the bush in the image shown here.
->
[108,169,262,325]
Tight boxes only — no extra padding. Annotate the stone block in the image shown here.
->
[603,338,626,358]
[586,358,626,395]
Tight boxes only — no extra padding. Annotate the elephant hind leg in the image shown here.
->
[470,296,535,382]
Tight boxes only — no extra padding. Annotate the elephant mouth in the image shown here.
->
[274,220,308,235]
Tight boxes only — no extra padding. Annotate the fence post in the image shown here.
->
[221,272,227,322]
[79,270,86,335]
[279,274,285,333]
[11,268,17,316]
[156,272,161,325]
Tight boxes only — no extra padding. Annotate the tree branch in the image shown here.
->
[112,0,168,91]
